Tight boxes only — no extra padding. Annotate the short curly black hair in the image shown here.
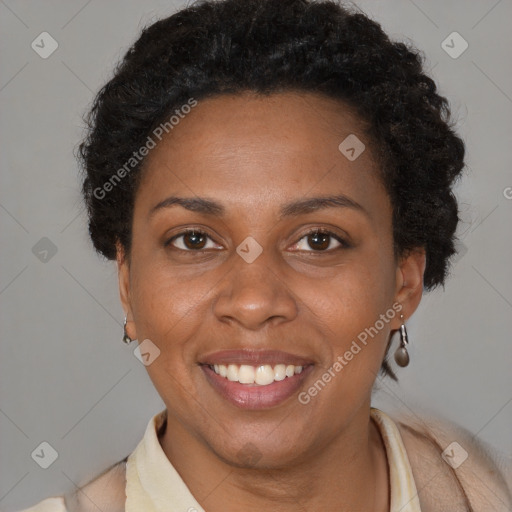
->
[79,0,465,378]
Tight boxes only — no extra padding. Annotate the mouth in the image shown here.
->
[199,349,314,409]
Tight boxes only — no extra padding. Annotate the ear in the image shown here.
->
[116,242,137,340]
[391,248,426,329]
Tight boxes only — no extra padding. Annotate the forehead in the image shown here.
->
[136,91,387,218]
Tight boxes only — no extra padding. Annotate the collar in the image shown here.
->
[126,408,421,512]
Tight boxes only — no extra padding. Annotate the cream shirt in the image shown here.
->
[18,407,422,512]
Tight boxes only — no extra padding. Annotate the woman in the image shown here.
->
[20,0,511,511]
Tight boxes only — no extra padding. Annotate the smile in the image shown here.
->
[199,349,314,409]
[208,363,305,385]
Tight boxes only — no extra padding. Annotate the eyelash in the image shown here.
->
[165,227,350,253]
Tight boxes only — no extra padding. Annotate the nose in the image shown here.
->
[212,249,298,331]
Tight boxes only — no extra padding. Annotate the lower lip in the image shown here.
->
[201,365,313,409]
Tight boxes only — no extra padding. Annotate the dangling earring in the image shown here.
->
[394,313,410,367]
[122,316,132,344]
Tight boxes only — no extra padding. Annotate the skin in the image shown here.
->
[117,91,426,511]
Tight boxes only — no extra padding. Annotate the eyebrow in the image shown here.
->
[149,194,368,219]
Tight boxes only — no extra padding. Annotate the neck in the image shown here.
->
[159,405,389,512]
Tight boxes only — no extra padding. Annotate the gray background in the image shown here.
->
[1,0,511,510]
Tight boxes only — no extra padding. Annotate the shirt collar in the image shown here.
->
[126,408,421,512]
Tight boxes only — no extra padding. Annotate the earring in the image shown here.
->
[122,316,132,344]
[394,314,410,367]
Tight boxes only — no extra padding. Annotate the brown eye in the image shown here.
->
[307,231,331,251]
[167,229,219,251]
[291,229,348,252]
[182,231,207,249]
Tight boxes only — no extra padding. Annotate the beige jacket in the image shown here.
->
[20,409,512,512]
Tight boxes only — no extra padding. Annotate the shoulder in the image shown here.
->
[391,410,512,512]
[15,496,68,512]
[63,458,127,512]
[16,459,127,512]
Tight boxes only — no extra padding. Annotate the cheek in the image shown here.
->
[128,252,228,375]
[127,262,208,406]
[318,251,396,324]
[130,263,205,336]
[310,251,397,383]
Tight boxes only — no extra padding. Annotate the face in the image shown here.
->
[118,91,425,468]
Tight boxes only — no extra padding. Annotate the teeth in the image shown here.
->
[238,365,255,384]
[209,363,306,386]
[274,364,286,381]
[227,364,239,381]
[255,364,274,385]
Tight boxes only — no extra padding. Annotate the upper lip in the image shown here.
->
[200,349,314,366]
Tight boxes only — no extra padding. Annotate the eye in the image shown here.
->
[166,229,221,251]
[290,228,349,252]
